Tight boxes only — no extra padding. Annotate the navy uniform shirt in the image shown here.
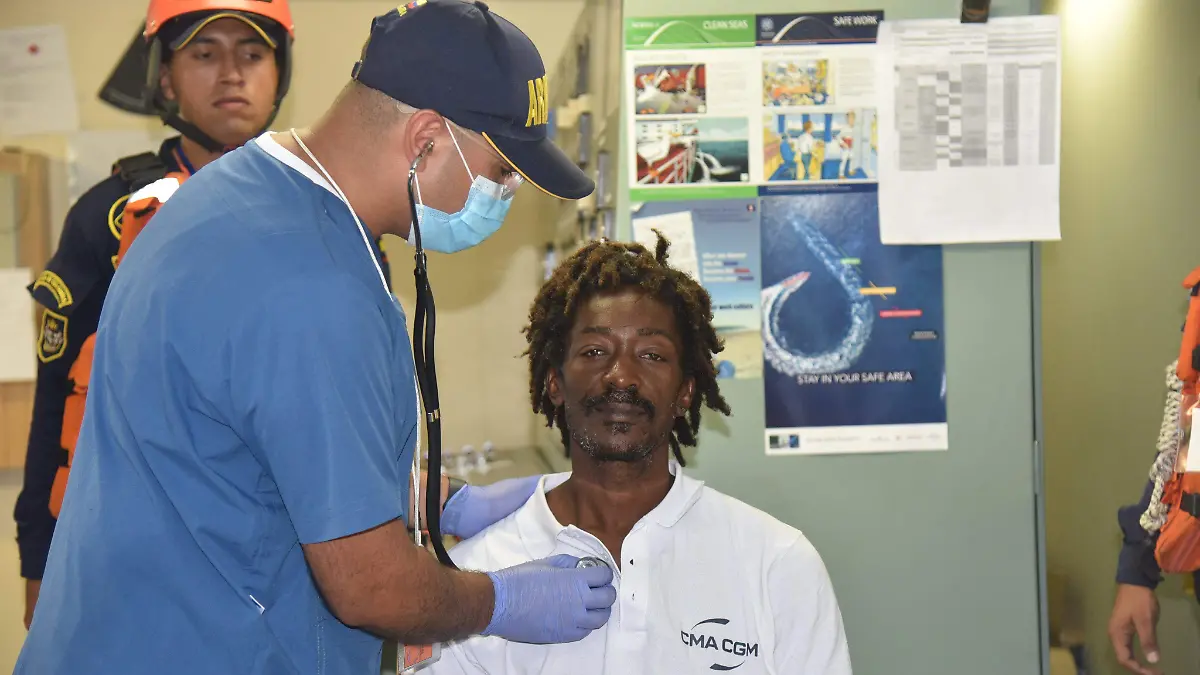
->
[13,136,393,582]
[13,138,185,581]
[1116,478,1200,601]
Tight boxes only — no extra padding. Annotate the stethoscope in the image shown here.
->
[292,131,457,569]
[406,144,457,569]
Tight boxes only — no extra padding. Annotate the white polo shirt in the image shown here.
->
[426,465,852,675]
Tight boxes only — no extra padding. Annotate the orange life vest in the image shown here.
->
[1155,266,1200,573]
[47,170,188,518]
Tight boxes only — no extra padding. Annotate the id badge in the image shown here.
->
[1181,391,1200,472]
[399,450,444,672]
[398,642,441,673]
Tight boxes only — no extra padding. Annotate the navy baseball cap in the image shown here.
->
[352,0,592,200]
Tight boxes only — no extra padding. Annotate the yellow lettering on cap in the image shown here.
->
[524,75,549,127]
[525,80,536,126]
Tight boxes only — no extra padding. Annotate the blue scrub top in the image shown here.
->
[16,139,419,674]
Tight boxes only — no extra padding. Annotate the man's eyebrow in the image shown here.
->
[579,326,672,337]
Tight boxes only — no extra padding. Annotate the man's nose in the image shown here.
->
[602,352,640,391]
[218,54,246,85]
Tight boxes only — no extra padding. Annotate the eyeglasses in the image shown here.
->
[445,119,524,198]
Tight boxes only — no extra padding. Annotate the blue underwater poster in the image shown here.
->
[760,186,948,455]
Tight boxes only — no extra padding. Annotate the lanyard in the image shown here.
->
[172,143,196,176]
[288,130,454,566]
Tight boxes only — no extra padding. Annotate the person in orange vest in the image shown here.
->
[1109,266,1200,675]
[16,0,396,630]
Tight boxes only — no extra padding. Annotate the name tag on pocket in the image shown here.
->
[1187,413,1200,473]
[399,642,441,673]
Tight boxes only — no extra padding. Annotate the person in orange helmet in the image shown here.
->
[13,0,391,630]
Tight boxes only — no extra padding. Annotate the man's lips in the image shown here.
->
[214,96,250,109]
[597,403,647,421]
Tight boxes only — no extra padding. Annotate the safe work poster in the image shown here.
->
[623,11,949,454]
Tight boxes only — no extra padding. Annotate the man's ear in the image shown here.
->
[159,64,176,102]
[675,377,695,416]
[546,368,565,408]
[404,109,448,172]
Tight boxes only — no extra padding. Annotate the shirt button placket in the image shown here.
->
[625,530,648,633]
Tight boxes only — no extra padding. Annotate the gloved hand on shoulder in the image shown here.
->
[440,474,541,539]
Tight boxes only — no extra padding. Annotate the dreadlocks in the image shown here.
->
[523,230,732,466]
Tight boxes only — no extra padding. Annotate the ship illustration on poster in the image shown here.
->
[634,63,707,115]
[635,118,750,186]
[761,188,948,454]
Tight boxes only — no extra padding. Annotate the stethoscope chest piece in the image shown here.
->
[576,556,610,570]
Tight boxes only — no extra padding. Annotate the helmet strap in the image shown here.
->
[162,102,282,156]
[164,111,225,154]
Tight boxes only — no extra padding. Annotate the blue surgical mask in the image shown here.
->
[408,122,515,253]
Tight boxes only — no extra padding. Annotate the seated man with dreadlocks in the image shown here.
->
[425,232,851,675]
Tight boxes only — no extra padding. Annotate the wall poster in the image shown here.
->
[624,11,949,455]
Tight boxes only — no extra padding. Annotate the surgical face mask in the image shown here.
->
[409,121,519,254]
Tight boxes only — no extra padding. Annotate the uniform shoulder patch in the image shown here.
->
[108,194,130,241]
[31,270,74,310]
[38,309,68,363]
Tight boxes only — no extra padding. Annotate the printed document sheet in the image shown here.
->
[876,16,1061,244]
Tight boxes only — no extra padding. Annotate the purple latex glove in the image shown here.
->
[483,554,616,644]
[441,474,541,539]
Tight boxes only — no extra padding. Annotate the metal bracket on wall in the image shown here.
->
[961,0,992,22]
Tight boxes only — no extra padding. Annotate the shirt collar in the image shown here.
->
[514,460,706,559]
[157,137,185,173]
[250,132,390,283]
[252,131,340,198]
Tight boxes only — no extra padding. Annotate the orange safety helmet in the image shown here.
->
[99,0,295,153]
[144,0,294,40]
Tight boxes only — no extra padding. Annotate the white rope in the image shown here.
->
[1140,359,1184,533]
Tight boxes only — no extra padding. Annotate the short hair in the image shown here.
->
[338,79,417,131]
[523,231,732,466]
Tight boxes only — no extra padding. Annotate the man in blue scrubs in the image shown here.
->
[16,2,615,673]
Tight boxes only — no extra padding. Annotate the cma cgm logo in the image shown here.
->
[680,618,760,671]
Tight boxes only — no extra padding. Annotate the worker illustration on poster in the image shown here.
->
[760,187,947,455]
[763,109,878,182]
[632,199,762,380]
[762,58,830,107]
